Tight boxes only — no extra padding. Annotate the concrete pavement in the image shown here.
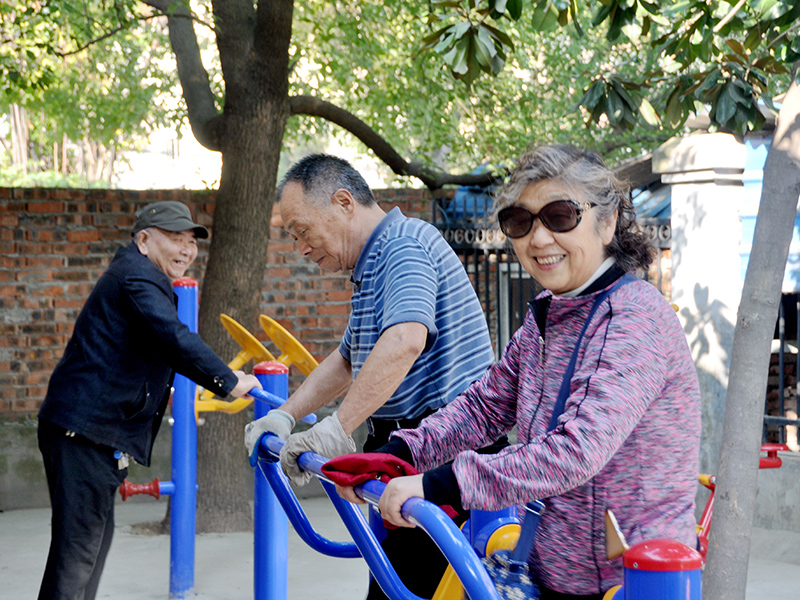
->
[2,496,799,599]
[0,498,368,600]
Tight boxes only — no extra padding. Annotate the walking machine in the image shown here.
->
[119,278,318,598]
[122,278,788,600]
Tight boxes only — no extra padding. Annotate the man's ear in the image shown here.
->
[135,230,150,255]
[331,188,356,214]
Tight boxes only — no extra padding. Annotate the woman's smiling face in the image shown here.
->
[510,179,616,295]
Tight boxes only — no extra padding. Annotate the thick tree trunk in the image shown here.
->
[151,0,295,534]
[194,102,290,533]
[703,80,800,599]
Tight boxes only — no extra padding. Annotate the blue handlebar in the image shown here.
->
[257,435,501,600]
[248,388,317,424]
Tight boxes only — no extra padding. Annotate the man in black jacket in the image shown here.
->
[36,201,260,600]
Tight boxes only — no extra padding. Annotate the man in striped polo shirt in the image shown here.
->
[245,153,497,599]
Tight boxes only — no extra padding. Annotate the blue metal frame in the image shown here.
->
[255,433,502,600]
[170,280,199,599]
[253,367,290,600]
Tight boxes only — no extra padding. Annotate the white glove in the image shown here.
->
[245,409,296,466]
[280,411,356,486]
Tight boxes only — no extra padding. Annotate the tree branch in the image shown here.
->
[141,0,223,151]
[713,0,746,33]
[55,3,215,57]
[289,95,501,190]
[142,0,217,33]
[56,23,129,56]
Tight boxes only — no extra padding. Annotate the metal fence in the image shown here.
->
[765,294,800,450]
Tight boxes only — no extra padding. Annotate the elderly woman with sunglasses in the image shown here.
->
[345,144,701,600]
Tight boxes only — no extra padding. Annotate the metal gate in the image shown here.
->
[432,190,537,360]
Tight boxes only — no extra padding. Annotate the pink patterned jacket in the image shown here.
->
[395,277,701,596]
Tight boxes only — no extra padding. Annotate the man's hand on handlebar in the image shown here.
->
[230,371,261,399]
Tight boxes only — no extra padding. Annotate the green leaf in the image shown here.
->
[725,39,747,58]
[607,89,625,124]
[506,0,524,20]
[421,25,454,51]
[638,97,661,127]
[695,68,722,95]
[664,89,685,128]
[593,3,615,28]
[451,37,470,75]
[492,0,508,15]
[474,34,495,69]
[490,53,505,75]
[743,28,763,52]
[453,21,471,40]
[476,25,499,58]
[531,2,560,31]
[727,79,751,105]
[610,78,637,106]
[433,31,457,54]
[577,80,607,112]
[639,0,660,14]
[621,20,641,42]
[715,85,737,125]
[481,22,514,49]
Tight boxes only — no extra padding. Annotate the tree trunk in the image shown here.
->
[194,101,290,533]
[703,78,800,599]
[10,104,28,172]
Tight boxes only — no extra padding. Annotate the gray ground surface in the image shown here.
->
[2,497,798,599]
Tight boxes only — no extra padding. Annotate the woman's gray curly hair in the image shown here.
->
[494,144,654,273]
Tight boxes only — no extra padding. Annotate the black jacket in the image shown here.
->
[38,242,237,465]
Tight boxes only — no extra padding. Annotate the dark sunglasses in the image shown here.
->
[497,199,596,238]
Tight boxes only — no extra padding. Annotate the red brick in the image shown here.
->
[16,242,53,255]
[66,229,102,242]
[13,399,41,412]
[25,256,65,269]
[326,290,352,302]
[58,243,89,256]
[16,270,53,282]
[317,303,350,315]
[27,201,65,213]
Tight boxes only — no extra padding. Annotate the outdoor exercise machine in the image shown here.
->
[250,361,713,600]
[120,286,787,600]
[118,279,318,599]
[695,442,788,560]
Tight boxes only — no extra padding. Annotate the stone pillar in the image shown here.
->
[653,133,746,477]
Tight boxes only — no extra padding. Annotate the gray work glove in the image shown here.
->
[245,409,296,466]
[280,411,356,486]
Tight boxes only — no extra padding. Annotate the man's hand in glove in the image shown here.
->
[244,409,296,466]
[280,411,356,486]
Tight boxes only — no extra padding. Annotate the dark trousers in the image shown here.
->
[37,420,127,600]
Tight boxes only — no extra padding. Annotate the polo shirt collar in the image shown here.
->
[351,207,404,288]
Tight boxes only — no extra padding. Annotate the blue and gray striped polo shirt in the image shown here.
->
[340,208,493,420]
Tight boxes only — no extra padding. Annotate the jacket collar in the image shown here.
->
[530,263,628,336]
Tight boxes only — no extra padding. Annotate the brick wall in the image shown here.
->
[0,187,439,417]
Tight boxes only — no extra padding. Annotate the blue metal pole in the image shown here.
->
[170,278,199,599]
[253,362,290,600]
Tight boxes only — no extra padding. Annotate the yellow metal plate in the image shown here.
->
[258,314,319,376]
